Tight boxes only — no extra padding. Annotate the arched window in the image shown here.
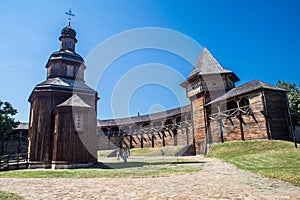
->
[153,121,162,128]
[227,100,238,111]
[239,97,250,108]
[120,126,130,134]
[110,127,119,135]
[176,116,182,125]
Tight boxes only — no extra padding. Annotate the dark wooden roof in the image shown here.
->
[98,105,191,127]
[206,80,287,105]
[189,47,239,79]
[181,47,239,87]
[33,77,96,95]
[48,51,84,64]
[56,94,91,108]
[190,47,231,76]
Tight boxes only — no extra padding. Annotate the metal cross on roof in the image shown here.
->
[65,8,75,26]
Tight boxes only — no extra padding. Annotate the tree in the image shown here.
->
[0,100,20,155]
[277,80,300,127]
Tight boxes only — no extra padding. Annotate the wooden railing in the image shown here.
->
[0,153,28,170]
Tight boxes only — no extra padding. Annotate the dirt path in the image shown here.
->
[0,157,299,199]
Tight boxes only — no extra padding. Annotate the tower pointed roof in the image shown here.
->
[190,47,234,76]
[180,47,239,88]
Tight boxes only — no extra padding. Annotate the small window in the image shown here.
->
[67,65,73,77]
[239,97,249,108]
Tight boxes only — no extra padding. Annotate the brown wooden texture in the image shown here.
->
[209,91,269,143]
[191,95,207,154]
[52,106,97,163]
[264,90,291,140]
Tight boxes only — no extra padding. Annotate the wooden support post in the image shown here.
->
[167,130,172,137]
[140,136,144,148]
[151,135,155,148]
[157,132,162,139]
[218,119,224,143]
[239,118,245,141]
[129,135,133,148]
[237,114,245,141]
[17,131,22,169]
[173,129,178,146]
[162,131,166,147]
[132,136,138,144]
[185,127,189,145]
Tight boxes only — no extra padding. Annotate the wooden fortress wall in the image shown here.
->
[97,89,292,154]
[208,91,269,143]
[264,90,291,140]
[97,126,193,150]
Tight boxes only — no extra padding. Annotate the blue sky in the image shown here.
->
[0,0,299,122]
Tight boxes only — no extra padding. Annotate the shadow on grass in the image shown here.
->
[89,161,205,169]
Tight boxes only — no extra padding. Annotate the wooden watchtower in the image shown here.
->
[181,48,240,154]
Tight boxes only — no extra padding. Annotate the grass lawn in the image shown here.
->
[207,140,300,187]
[0,190,24,200]
[97,145,185,158]
[129,145,184,156]
[0,156,202,178]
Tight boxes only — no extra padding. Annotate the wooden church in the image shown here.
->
[28,19,99,169]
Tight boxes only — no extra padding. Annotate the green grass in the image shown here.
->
[207,139,300,187]
[119,145,184,157]
[97,146,184,158]
[0,146,201,178]
[97,149,115,157]
[0,190,24,200]
[0,157,202,178]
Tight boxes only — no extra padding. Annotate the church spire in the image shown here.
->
[45,11,85,81]
[59,9,77,52]
[65,8,75,27]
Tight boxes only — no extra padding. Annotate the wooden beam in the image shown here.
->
[218,118,224,143]
[236,114,245,141]
[173,129,178,146]
[151,135,155,148]
[161,131,166,147]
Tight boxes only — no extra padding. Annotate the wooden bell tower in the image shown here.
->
[28,12,99,168]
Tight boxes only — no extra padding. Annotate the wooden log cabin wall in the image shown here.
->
[97,106,194,155]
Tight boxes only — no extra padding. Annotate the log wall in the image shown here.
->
[52,107,96,163]
[191,94,207,154]
[264,90,291,140]
[97,126,193,151]
[208,91,269,143]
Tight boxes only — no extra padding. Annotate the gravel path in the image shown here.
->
[0,157,299,199]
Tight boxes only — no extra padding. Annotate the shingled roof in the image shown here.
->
[34,77,95,95]
[181,47,239,87]
[56,94,91,108]
[206,80,287,105]
[189,47,236,76]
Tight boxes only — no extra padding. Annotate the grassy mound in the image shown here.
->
[207,140,300,187]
